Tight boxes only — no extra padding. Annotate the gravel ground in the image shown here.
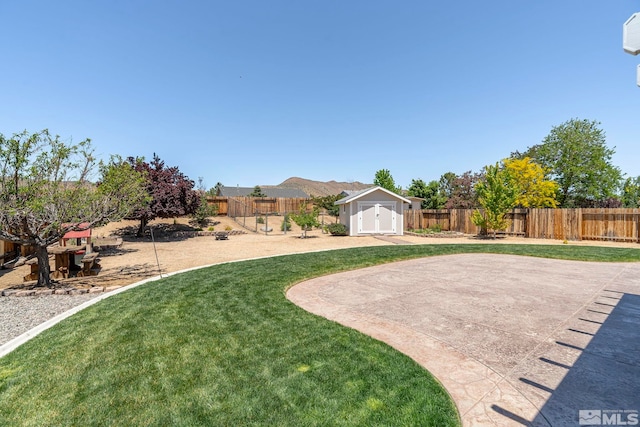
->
[0,293,101,346]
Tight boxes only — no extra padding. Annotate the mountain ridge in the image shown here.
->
[264,177,372,197]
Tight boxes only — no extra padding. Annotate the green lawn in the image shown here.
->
[0,244,638,426]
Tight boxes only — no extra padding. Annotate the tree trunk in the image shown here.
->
[137,217,148,237]
[36,245,52,288]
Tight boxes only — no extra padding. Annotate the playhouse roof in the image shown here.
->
[62,223,91,239]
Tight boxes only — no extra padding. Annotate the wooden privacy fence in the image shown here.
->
[207,197,229,215]
[405,208,640,242]
[207,198,640,242]
[580,209,640,242]
[208,197,311,218]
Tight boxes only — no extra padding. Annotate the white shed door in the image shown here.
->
[358,202,396,234]
[377,203,395,233]
[359,203,377,233]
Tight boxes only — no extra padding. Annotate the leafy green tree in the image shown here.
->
[373,169,401,194]
[193,177,218,226]
[207,182,223,197]
[407,179,447,209]
[502,157,558,208]
[472,163,518,238]
[518,118,622,207]
[290,205,320,238]
[193,193,217,226]
[311,194,341,220]
[248,185,266,197]
[438,172,457,200]
[621,176,640,208]
[407,179,428,204]
[0,130,148,287]
[212,182,224,196]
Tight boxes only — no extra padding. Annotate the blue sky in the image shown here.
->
[1,1,639,190]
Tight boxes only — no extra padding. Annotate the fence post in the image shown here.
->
[577,208,583,241]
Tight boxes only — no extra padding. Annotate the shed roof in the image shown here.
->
[335,186,411,205]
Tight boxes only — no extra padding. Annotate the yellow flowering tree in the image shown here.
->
[503,157,558,208]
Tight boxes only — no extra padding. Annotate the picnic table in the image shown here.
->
[22,244,102,282]
[48,244,85,279]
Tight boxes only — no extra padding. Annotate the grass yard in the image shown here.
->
[0,244,639,426]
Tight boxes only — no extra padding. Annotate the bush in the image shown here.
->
[326,223,348,236]
[193,194,218,226]
[257,217,265,224]
[281,214,292,231]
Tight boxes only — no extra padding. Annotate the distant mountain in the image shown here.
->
[266,177,372,197]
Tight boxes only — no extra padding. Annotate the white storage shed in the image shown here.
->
[335,186,411,236]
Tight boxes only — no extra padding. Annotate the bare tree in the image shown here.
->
[0,130,148,287]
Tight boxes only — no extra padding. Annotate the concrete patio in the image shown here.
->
[287,254,640,426]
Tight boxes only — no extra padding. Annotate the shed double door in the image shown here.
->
[358,202,396,234]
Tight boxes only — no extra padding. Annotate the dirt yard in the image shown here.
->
[1,215,638,293]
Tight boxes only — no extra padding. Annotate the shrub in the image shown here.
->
[257,217,265,224]
[208,226,215,232]
[281,214,292,231]
[428,223,442,233]
[326,223,348,236]
[193,193,218,226]
[225,225,232,231]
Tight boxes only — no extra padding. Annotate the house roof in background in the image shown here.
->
[218,186,309,198]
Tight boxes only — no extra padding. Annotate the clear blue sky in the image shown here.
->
[1,1,639,190]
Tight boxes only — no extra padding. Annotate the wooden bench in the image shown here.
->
[23,257,70,281]
[23,258,39,282]
[77,252,100,277]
